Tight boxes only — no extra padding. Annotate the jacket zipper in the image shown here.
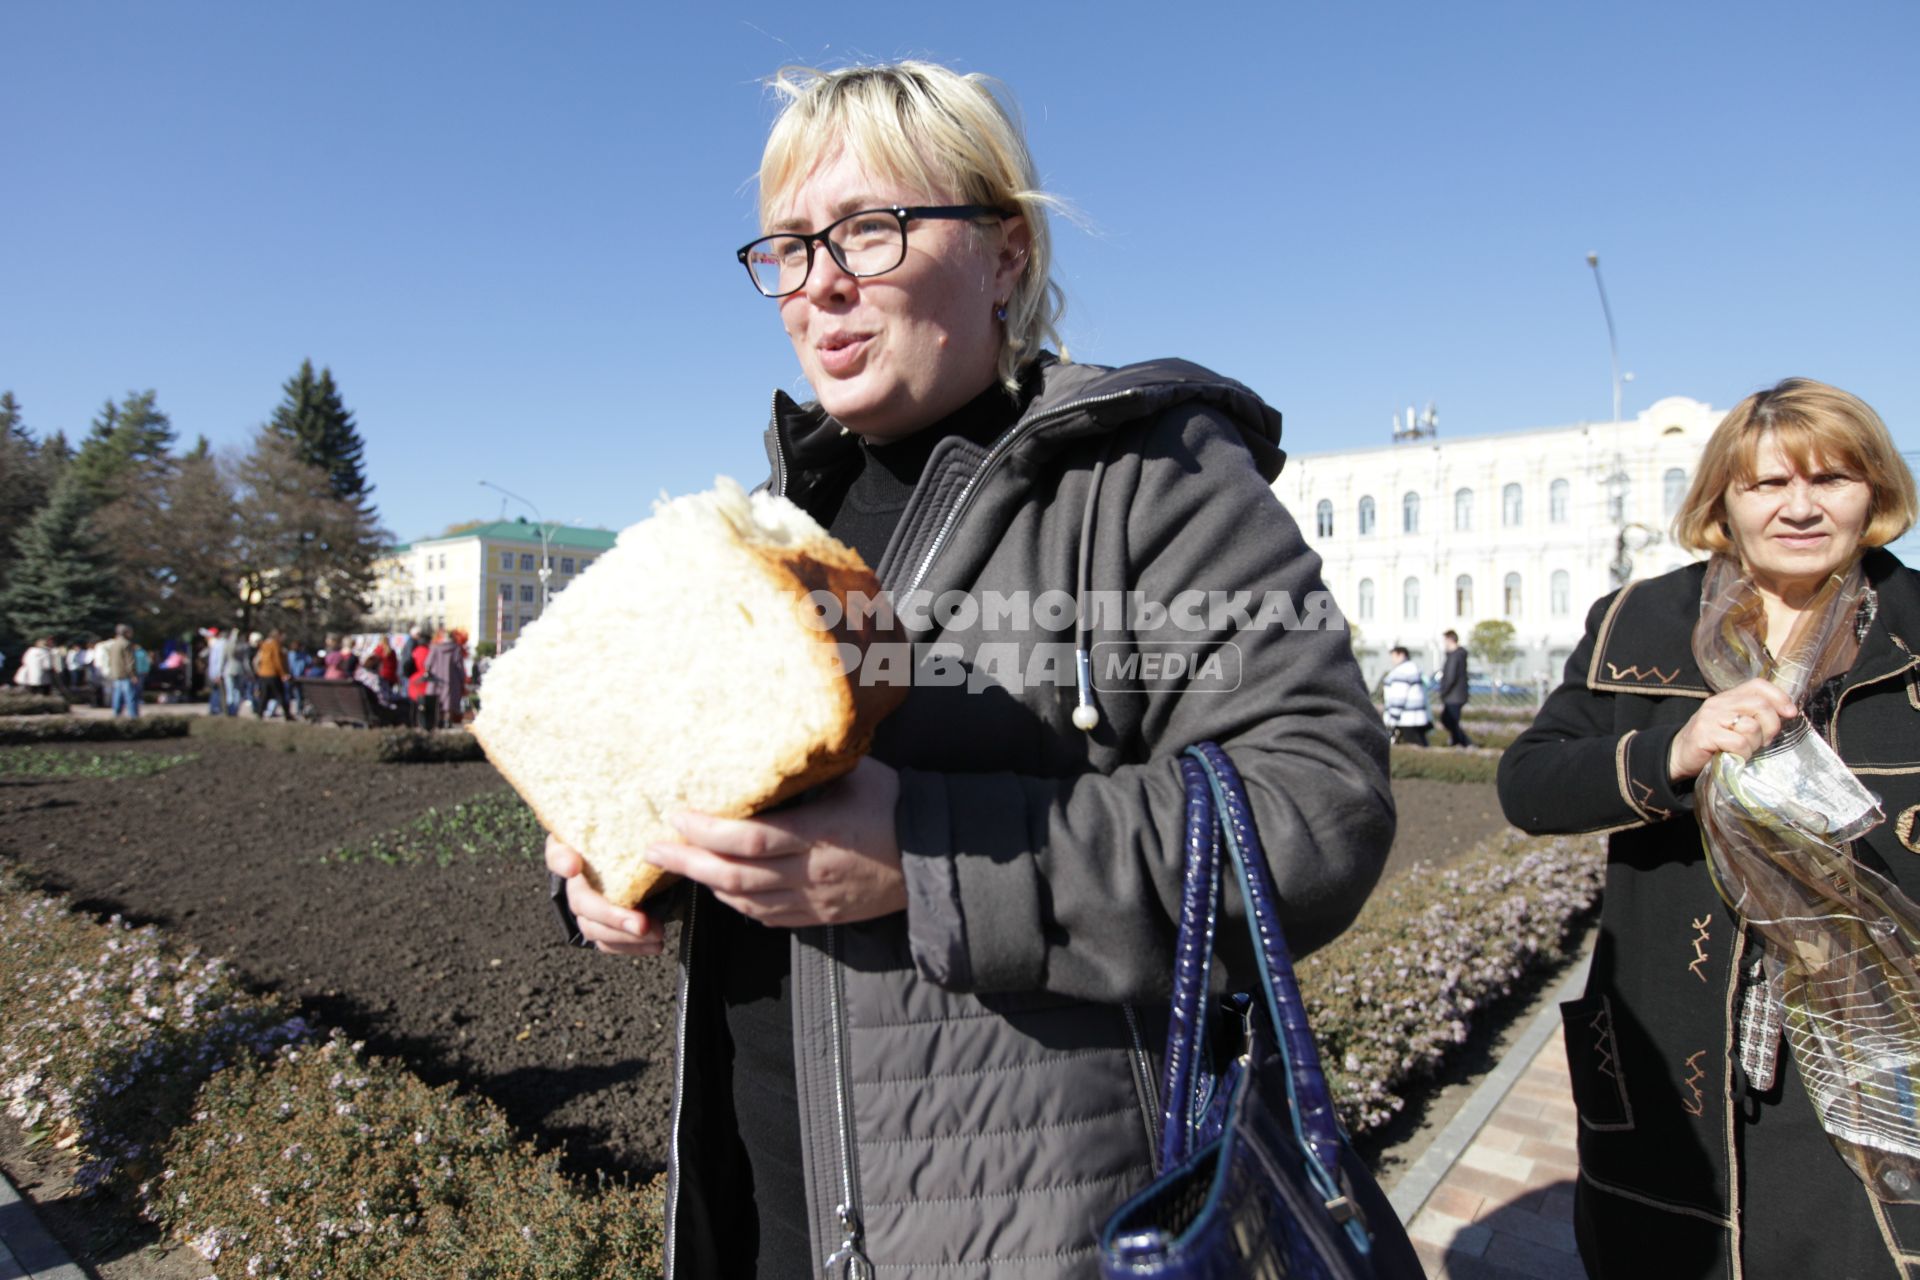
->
[900,389,1143,601]
[820,925,873,1277]
[663,890,700,1279]
[769,392,790,498]
[1120,1002,1162,1172]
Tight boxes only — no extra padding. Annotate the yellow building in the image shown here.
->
[364,518,618,650]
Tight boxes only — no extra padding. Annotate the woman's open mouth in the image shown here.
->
[815,332,873,376]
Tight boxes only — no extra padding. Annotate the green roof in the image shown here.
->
[390,519,621,555]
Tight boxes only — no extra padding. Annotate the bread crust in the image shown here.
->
[474,496,904,910]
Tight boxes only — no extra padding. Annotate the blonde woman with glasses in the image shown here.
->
[544,61,1400,1277]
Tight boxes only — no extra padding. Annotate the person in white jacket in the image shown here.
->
[1382,645,1432,746]
[11,636,58,694]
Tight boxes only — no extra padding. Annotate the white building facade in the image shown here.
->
[1273,396,1723,687]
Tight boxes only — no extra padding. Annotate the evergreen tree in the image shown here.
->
[0,471,122,643]
[66,392,179,633]
[230,428,387,636]
[68,391,176,512]
[0,392,53,653]
[267,360,372,505]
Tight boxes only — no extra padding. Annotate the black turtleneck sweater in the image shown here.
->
[708,378,1028,1278]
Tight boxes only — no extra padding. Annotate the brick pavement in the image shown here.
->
[1403,1025,1585,1279]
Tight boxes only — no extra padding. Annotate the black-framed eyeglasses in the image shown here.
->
[736,204,1012,298]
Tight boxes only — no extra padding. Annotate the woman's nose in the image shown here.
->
[1781,480,1819,520]
[803,241,857,304]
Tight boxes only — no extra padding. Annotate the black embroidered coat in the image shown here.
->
[1499,549,1920,1279]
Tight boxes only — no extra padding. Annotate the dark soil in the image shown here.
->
[0,736,1513,1275]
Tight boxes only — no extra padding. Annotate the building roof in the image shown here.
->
[385,518,620,555]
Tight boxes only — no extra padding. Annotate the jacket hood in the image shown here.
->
[768,352,1286,488]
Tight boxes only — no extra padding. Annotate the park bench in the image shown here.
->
[294,676,406,729]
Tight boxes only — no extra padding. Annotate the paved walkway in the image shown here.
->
[1389,954,1590,1279]
[0,1173,86,1280]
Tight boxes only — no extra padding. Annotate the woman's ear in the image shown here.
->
[994,214,1032,296]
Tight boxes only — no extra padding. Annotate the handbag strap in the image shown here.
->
[1158,753,1225,1164]
[1163,744,1350,1199]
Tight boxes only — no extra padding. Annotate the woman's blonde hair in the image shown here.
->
[757,61,1065,394]
[1673,377,1916,554]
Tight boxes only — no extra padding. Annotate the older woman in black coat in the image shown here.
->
[1501,378,1920,1278]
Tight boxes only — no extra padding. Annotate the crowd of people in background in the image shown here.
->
[7,623,489,727]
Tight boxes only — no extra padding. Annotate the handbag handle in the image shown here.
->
[1159,744,1349,1194]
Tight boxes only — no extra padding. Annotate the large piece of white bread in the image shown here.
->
[471,478,905,908]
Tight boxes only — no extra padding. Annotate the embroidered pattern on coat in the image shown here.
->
[1688,915,1713,982]
[1898,806,1920,853]
[1606,661,1681,685]
[1682,1049,1708,1117]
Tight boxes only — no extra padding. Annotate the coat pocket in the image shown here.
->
[1561,994,1634,1131]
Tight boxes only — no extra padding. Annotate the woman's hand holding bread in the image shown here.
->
[643,758,905,930]
[545,834,667,956]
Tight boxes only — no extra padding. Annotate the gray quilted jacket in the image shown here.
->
[664,355,1394,1278]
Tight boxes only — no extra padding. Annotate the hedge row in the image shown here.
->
[0,715,191,743]
[1301,829,1605,1135]
[1388,744,1504,784]
[188,716,486,763]
[0,868,661,1278]
[0,691,69,716]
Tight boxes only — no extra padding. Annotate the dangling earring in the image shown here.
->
[994,302,1008,323]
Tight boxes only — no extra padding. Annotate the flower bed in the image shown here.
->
[0,745,199,779]
[1299,829,1605,1135]
[0,867,660,1278]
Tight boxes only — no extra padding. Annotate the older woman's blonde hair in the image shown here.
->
[757,61,1066,394]
[1673,377,1916,555]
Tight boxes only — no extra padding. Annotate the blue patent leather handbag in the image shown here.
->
[1099,743,1423,1279]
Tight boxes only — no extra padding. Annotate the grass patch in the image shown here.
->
[327,789,543,867]
[1300,829,1605,1136]
[0,745,198,779]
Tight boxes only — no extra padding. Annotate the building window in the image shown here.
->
[520,615,535,631]
[1403,576,1420,620]
[1402,491,1420,535]
[502,616,514,632]
[1607,479,1629,523]
[1502,483,1523,527]
[519,585,534,603]
[1454,488,1473,532]
[1550,478,1569,524]
[579,557,593,570]
[1455,575,1473,617]
[501,551,513,570]
[520,553,535,571]
[1357,578,1374,621]
[1504,572,1522,617]
[1315,499,1333,538]
[499,584,512,600]
[1551,570,1571,617]
[1357,496,1376,536]
[1664,467,1688,517]
[561,556,575,574]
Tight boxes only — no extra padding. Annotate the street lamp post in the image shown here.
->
[478,480,554,611]
[1586,252,1623,424]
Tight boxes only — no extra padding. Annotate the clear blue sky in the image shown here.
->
[6,1,1916,545]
